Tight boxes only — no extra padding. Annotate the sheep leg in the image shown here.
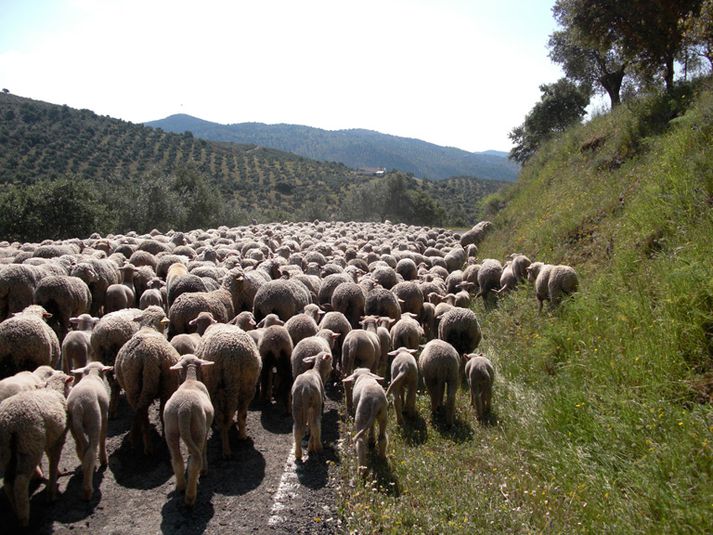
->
[393,387,404,426]
[376,408,388,459]
[166,431,185,492]
[185,424,204,507]
[81,438,97,501]
[308,405,322,455]
[405,385,417,418]
[46,441,63,501]
[293,418,304,461]
[138,406,153,456]
[99,409,109,466]
[108,377,120,419]
[445,381,456,427]
[12,473,30,527]
[236,404,249,441]
[355,437,367,473]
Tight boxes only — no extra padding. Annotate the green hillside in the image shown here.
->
[0,93,503,240]
[340,79,713,532]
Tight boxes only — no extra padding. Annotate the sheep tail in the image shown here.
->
[353,427,368,443]
[385,370,406,399]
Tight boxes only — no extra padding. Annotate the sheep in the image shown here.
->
[291,351,333,461]
[253,279,310,323]
[170,311,218,355]
[114,311,180,454]
[317,273,352,307]
[0,372,74,527]
[257,324,294,410]
[341,328,379,379]
[167,263,206,309]
[421,301,437,341]
[495,261,517,294]
[69,258,120,316]
[284,312,320,346]
[419,339,460,426]
[391,281,424,320]
[33,275,92,342]
[66,361,113,500]
[343,368,388,473]
[163,354,215,507]
[437,306,482,357]
[319,311,351,369]
[104,282,135,313]
[444,247,467,272]
[290,329,340,380]
[509,253,532,282]
[230,310,257,331]
[168,268,248,338]
[330,281,366,328]
[385,347,418,425]
[0,365,59,403]
[462,353,495,421]
[61,313,100,374]
[526,262,579,311]
[196,323,261,458]
[459,220,493,247]
[364,287,402,322]
[0,264,49,321]
[0,305,61,379]
[476,258,504,304]
[389,313,424,351]
[139,277,165,310]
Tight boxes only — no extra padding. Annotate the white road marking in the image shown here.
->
[267,446,299,526]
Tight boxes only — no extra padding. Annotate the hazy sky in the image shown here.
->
[0,0,563,153]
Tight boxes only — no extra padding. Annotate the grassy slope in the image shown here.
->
[339,81,713,533]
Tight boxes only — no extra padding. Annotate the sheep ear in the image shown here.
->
[330,332,340,340]
[102,366,114,373]
[65,376,75,386]
[369,373,385,385]
[170,362,183,370]
[406,348,418,355]
[302,356,317,365]
[387,349,400,357]
[256,318,267,328]
[342,374,356,384]
[199,359,214,367]
[70,367,86,374]
[69,317,80,324]
[188,317,198,326]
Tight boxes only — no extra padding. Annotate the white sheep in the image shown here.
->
[61,313,100,375]
[67,361,113,500]
[463,353,495,421]
[0,372,74,527]
[0,304,61,378]
[526,262,579,311]
[419,339,460,426]
[196,323,261,458]
[385,347,418,426]
[291,350,333,461]
[343,367,388,473]
[163,354,215,507]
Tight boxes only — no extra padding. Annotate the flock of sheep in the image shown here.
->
[0,219,578,527]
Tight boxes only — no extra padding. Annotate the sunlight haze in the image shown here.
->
[0,0,562,152]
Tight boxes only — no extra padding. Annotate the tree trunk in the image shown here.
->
[664,55,675,92]
[599,67,625,108]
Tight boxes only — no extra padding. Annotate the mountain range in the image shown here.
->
[144,114,519,182]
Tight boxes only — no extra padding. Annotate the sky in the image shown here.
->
[0,0,564,153]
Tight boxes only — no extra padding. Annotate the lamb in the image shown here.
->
[114,311,180,454]
[509,254,532,282]
[419,339,460,426]
[66,361,113,500]
[0,365,58,403]
[343,368,388,473]
[437,306,482,357]
[495,261,517,294]
[526,262,579,311]
[0,305,61,379]
[196,323,261,458]
[385,347,418,425]
[0,372,74,527]
[230,310,257,331]
[257,324,294,410]
[463,353,495,421]
[341,327,379,379]
[61,313,100,374]
[291,351,333,461]
[33,275,92,342]
[290,329,340,379]
[139,277,165,310]
[163,354,215,507]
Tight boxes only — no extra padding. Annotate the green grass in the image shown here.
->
[337,79,713,533]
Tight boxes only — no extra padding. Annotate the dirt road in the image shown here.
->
[1,386,344,534]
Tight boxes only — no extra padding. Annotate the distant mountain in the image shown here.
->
[145,114,520,182]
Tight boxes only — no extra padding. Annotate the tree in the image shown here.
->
[549,0,629,107]
[684,0,713,70]
[509,79,590,163]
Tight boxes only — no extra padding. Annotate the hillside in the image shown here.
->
[340,79,713,532]
[0,93,505,240]
[145,114,521,182]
